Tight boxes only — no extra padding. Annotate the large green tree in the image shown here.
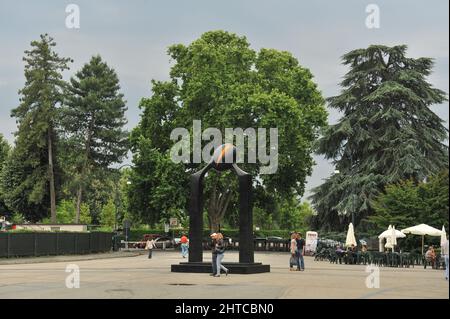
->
[62,55,128,223]
[7,34,71,222]
[129,31,327,231]
[310,45,448,231]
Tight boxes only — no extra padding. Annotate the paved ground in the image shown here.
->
[0,251,448,299]
[0,251,142,265]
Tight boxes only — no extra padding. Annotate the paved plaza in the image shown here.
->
[0,251,448,299]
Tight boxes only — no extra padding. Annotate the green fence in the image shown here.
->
[0,232,113,258]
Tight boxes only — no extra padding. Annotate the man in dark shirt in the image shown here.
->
[296,232,306,271]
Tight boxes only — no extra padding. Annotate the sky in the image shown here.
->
[0,0,448,199]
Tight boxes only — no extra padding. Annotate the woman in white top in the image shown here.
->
[289,232,298,271]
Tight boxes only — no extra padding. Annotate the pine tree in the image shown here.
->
[63,55,128,223]
[310,45,448,230]
[10,34,71,223]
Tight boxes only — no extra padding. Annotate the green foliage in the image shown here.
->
[79,203,92,224]
[10,212,25,224]
[62,55,128,222]
[0,135,11,217]
[4,34,71,222]
[369,170,449,231]
[1,148,50,222]
[129,30,327,229]
[55,199,76,223]
[0,134,9,172]
[254,198,315,232]
[128,138,188,227]
[99,199,116,228]
[310,45,448,230]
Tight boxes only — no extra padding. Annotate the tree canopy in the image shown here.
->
[369,170,449,231]
[310,45,448,231]
[63,55,128,222]
[3,34,71,222]
[129,30,327,230]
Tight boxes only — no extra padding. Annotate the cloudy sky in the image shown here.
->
[0,0,448,198]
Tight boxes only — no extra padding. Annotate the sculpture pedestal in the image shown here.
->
[171,262,270,274]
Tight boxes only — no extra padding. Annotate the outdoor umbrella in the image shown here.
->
[345,223,357,247]
[401,224,442,254]
[384,225,393,250]
[441,225,447,248]
[391,225,398,251]
[378,226,406,239]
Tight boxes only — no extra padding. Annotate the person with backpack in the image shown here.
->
[296,232,306,271]
[180,234,189,258]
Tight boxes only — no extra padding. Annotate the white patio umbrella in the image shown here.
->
[391,225,399,251]
[401,224,442,254]
[441,225,447,248]
[345,223,357,247]
[378,226,406,239]
[384,225,393,250]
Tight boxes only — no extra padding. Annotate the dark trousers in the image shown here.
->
[212,253,217,274]
[148,249,153,259]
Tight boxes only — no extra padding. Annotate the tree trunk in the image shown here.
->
[75,185,82,223]
[75,119,94,223]
[48,128,56,223]
[207,181,232,233]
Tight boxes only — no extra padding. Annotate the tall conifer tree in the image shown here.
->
[310,45,448,230]
[63,55,128,223]
[10,34,71,222]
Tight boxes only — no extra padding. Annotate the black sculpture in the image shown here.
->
[171,144,270,274]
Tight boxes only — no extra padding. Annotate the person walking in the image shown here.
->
[296,232,306,271]
[210,233,218,276]
[180,234,189,258]
[145,236,156,259]
[442,235,449,280]
[289,232,298,271]
[214,233,229,277]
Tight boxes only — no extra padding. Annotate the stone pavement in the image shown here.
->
[0,251,448,299]
[0,250,143,265]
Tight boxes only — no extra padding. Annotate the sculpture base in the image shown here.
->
[171,262,270,274]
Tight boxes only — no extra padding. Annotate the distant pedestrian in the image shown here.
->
[145,236,156,259]
[289,232,298,271]
[296,232,305,271]
[425,246,436,268]
[442,235,449,280]
[180,234,189,258]
[214,233,229,277]
[210,233,218,276]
